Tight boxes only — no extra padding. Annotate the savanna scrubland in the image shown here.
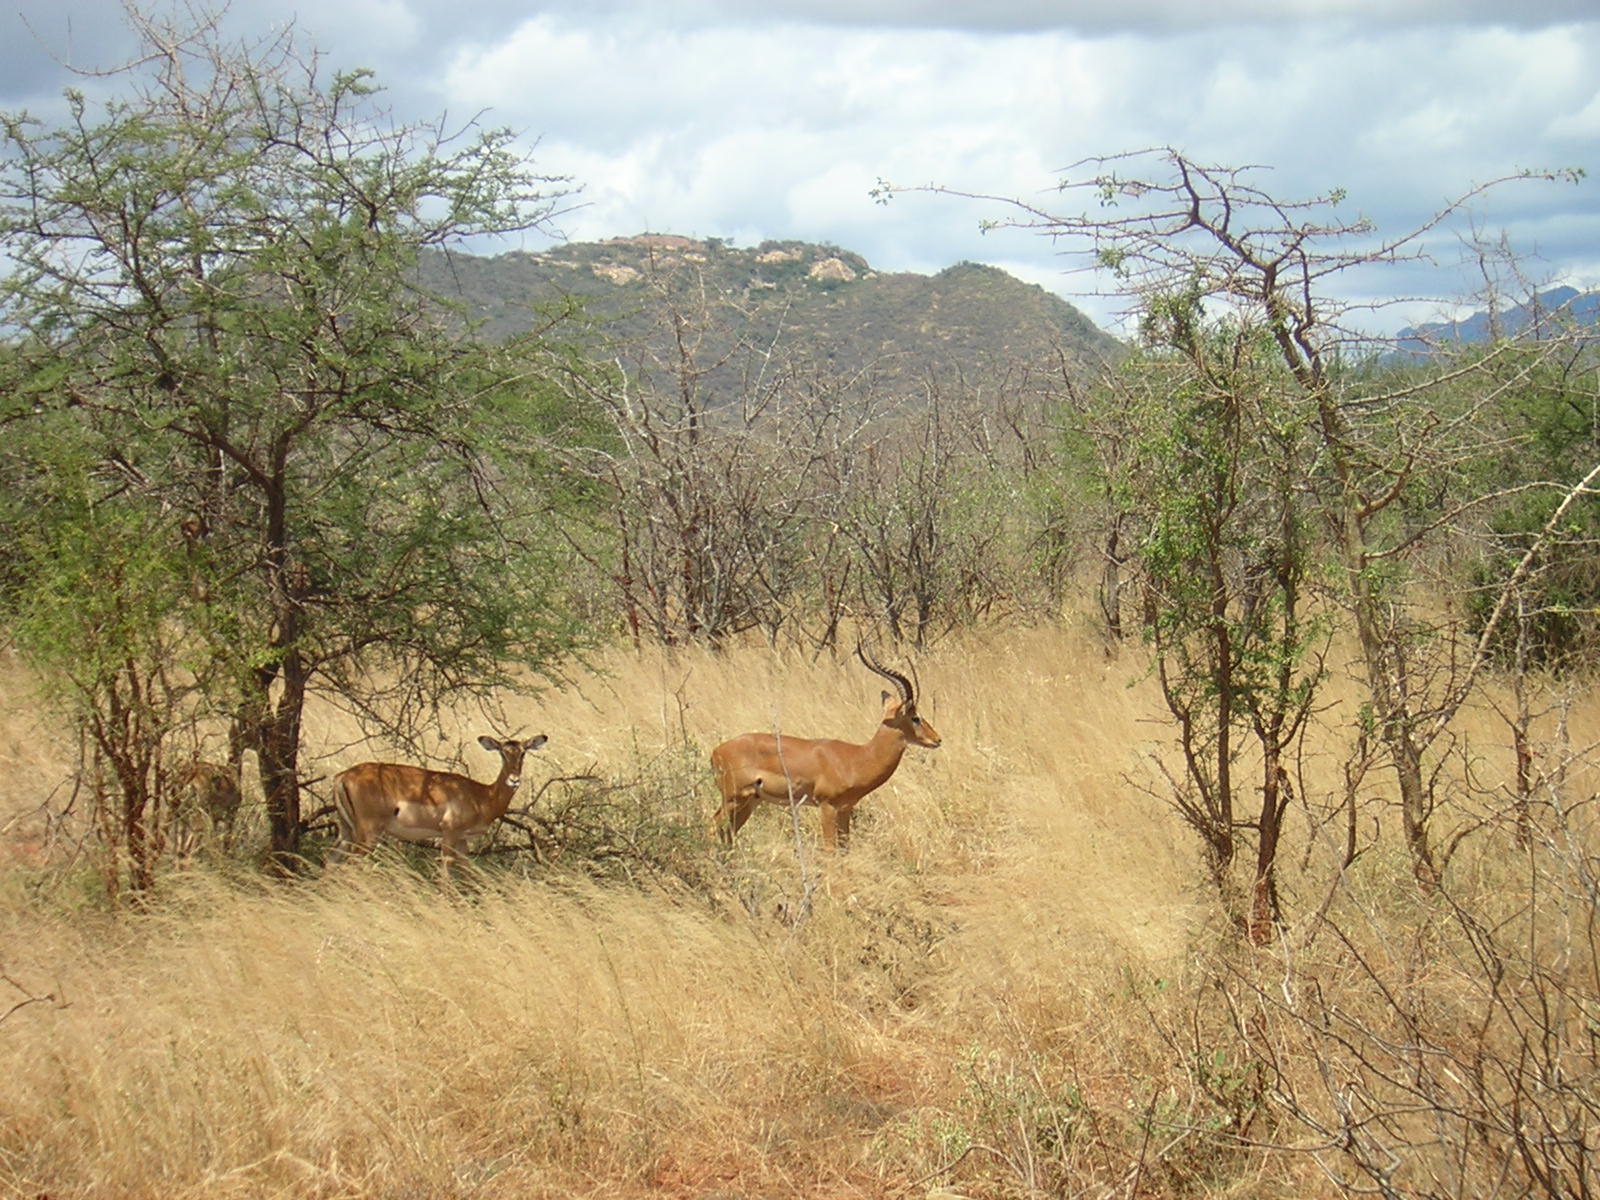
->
[4,8,1599,1199]
[4,622,1598,1199]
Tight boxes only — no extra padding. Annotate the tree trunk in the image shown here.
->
[1248,759,1288,945]
[256,471,309,866]
[1100,516,1125,641]
[1392,734,1438,890]
[1318,397,1439,892]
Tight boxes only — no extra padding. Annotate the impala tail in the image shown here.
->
[329,770,374,848]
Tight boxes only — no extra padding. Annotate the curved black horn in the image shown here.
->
[856,641,913,705]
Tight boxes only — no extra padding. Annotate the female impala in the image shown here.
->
[330,734,547,878]
[172,758,243,851]
[710,646,941,851]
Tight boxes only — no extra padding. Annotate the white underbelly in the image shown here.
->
[759,786,816,807]
[385,820,483,844]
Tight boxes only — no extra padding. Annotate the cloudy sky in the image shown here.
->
[3,0,1596,335]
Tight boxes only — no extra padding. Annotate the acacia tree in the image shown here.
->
[1466,334,1600,672]
[880,149,1585,892]
[5,486,196,896]
[1099,321,1325,940]
[567,251,840,648]
[839,388,1012,647]
[0,7,592,873]
[567,248,1020,652]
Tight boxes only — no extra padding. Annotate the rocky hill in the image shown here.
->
[420,234,1122,404]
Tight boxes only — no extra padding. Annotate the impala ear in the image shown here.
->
[528,734,549,750]
[478,735,501,752]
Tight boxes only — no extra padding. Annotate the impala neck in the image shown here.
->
[483,759,522,817]
[857,722,911,789]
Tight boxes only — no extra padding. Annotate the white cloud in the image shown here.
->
[1549,90,1600,139]
[288,0,423,56]
[4,0,1597,333]
[497,0,1600,34]
[437,9,1596,330]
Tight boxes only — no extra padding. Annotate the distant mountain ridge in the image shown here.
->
[421,234,1122,405]
[1395,286,1600,353]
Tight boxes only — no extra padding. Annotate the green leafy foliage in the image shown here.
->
[1463,347,1600,667]
[0,7,602,874]
[1090,316,1328,935]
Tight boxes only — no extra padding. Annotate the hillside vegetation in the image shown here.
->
[420,235,1122,407]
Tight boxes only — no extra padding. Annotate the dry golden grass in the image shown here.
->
[2,625,1596,1198]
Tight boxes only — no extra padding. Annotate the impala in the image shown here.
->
[710,646,941,851]
[173,758,242,849]
[330,734,548,878]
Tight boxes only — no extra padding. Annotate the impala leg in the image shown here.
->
[328,837,369,868]
[715,789,759,846]
[328,786,367,868]
[713,799,737,845]
[833,803,854,853]
[327,826,352,865]
[439,835,464,884]
[819,802,841,852]
[816,802,856,852]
